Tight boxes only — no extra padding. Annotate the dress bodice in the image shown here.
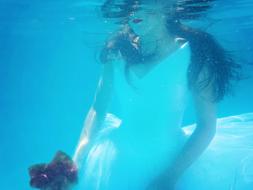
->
[109,42,190,130]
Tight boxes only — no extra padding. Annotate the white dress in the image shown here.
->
[177,113,253,190]
[75,42,253,190]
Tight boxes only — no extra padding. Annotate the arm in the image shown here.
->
[73,61,114,165]
[165,65,217,185]
[146,70,217,190]
[167,85,217,184]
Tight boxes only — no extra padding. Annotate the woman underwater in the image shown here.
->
[29,0,253,190]
[71,0,247,189]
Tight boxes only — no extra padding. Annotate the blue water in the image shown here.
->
[0,0,253,189]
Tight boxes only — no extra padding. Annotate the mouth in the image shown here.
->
[132,18,143,24]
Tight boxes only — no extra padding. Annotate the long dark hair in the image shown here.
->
[99,0,241,102]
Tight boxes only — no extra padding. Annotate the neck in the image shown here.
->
[139,28,175,57]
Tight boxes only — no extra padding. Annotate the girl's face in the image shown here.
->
[128,5,167,36]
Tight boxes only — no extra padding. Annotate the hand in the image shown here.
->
[145,172,176,190]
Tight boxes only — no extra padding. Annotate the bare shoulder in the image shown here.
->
[102,55,124,73]
[100,56,125,89]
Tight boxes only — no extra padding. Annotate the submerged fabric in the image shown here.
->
[178,113,253,190]
[75,43,253,190]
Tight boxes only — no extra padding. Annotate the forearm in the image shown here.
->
[73,107,106,164]
[167,125,216,182]
[83,108,106,140]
